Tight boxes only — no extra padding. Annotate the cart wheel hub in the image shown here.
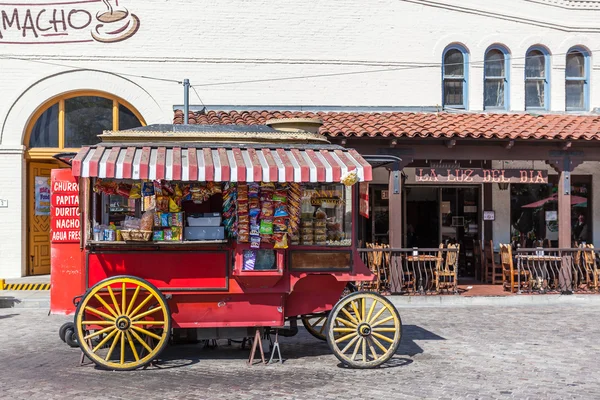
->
[116,316,131,331]
[358,323,371,336]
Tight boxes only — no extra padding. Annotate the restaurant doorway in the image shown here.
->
[405,186,481,276]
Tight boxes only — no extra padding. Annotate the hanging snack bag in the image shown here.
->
[153,212,161,227]
[142,181,155,196]
[274,233,288,249]
[153,180,163,196]
[161,181,174,195]
[169,197,181,213]
[274,205,289,218]
[156,196,169,213]
[130,183,142,199]
[259,219,274,235]
[261,202,274,218]
[250,235,261,249]
[164,228,173,241]
[273,217,288,233]
[161,212,170,227]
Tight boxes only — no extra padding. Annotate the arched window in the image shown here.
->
[27,92,144,150]
[484,46,510,110]
[442,45,469,109]
[525,46,550,110]
[566,47,590,111]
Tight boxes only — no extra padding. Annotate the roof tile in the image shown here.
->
[173,110,600,141]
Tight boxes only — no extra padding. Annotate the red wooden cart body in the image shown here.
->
[50,169,374,327]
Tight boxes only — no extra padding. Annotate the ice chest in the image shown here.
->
[187,215,222,227]
[184,227,225,240]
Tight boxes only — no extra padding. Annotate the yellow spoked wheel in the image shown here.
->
[326,291,402,369]
[74,276,171,371]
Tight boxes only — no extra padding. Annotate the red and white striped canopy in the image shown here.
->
[71,146,373,183]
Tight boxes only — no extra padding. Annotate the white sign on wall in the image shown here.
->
[0,0,140,44]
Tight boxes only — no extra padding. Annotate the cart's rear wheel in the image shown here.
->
[74,276,171,371]
[302,313,329,341]
[326,292,401,369]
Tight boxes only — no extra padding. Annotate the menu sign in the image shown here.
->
[415,168,548,184]
[51,176,80,243]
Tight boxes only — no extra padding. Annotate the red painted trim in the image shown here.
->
[88,147,104,178]
[305,149,326,182]
[187,148,198,181]
[321,150,341,182]
[232,148,246,182]
[172,147,182,180]
[203,148,214,181]
[334,150,356,171]
[290,149,310,182]
[105,147,120,179]
[217,148,230,182]
[262,149,278,182]
[155,147,166,180]
[276,148,294,182]
[71,146,89,177]
[139,147,151,180]
[246,148,262,182]
[122,147,136,179]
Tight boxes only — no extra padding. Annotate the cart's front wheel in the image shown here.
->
[74,276,171,371]
[326,292,401,369]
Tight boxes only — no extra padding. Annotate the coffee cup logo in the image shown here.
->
[92,0,140,43]
[0,1,141,44]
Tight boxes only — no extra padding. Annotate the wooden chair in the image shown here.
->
[500,244,530,293]
[362,243,380,291]
[583,244,599,292]
[484,240,503,285]
[436,244,459,293]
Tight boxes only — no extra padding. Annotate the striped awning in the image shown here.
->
[71,146,373,183]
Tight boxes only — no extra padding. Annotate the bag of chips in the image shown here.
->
[130,183,142,199]
[259,219,274,235]
[142,182,155,197]
[274,233,288,249]
[250,235,261,249]
[261,202,274,218]
[140,210,155,231]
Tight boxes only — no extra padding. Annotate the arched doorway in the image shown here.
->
[25,91,145,275]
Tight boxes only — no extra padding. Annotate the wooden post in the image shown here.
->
[389,163,403,293]
[558,170,572,248]
[483,183,493,243]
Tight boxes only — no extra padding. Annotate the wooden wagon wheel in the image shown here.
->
[326,291,402,369]
[74,275,171,371]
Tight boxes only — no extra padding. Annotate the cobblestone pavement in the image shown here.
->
[0,304,599,400]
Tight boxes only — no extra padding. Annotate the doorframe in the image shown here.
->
[26,160,60,275]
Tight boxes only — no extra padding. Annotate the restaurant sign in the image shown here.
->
[415,168,548,184]
[0,0,140,44]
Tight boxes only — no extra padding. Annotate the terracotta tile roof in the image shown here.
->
[173,110,600,141]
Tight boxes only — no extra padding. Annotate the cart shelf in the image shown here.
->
[87,240,229,247]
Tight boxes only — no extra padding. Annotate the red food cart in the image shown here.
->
[51,121,402,370]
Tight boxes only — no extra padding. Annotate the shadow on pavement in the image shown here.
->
[397,324,446,357]
[0,313,18,320]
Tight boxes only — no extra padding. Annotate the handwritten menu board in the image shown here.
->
[51,176,81,243]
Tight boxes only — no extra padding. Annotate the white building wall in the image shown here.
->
[1,0,600,276]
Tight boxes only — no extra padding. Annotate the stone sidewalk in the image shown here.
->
[1,304,599,399]
[2,289,600,310]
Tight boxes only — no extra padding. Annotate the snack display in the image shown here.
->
[92,178,350,247]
